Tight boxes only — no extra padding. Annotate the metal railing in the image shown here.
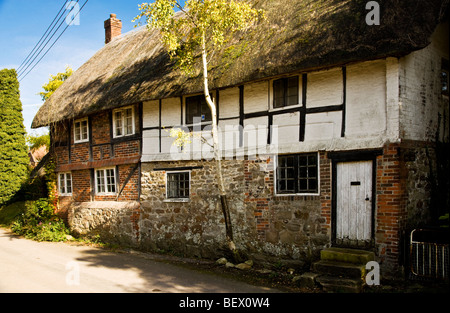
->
[410,228,449,280]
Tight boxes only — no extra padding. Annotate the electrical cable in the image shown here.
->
[17,0,70,74]
[18,0,89,82]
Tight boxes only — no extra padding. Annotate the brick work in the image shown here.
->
[319,152,332,236]
[53,105,141,214]
[104,14,122,44]
[375,143,408,271]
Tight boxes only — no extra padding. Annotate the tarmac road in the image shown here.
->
[0,228,279,293]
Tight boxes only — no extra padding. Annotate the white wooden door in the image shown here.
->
[336,161,373,244]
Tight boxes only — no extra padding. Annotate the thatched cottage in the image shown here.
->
[32,0,449,278]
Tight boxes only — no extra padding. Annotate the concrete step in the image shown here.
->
[315,275,363,293]
[320,247,375,265]
[313,260,366,280]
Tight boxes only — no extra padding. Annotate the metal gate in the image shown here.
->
[410,229,449,280]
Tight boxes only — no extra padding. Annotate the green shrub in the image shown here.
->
[0,201,27,226]
[11,199,70,242]
[0,69,29,206]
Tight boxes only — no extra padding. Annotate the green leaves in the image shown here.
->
[0,69,29,206]
[39,66,73,101]
[134,0,263,74]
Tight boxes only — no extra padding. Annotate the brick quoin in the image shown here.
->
[376,143,408,270]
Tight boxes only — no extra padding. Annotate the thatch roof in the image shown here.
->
[32,0,448,128]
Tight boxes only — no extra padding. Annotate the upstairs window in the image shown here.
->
[74,118,89,143]
[58,172,72,196]
[277,153,319,194]
[273,76,299,109]
[113,106,135,138]
[185,95,212,125]
[166,171,190,199]
[95,168,116,195]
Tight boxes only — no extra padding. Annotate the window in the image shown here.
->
[113,106,135,138]
[277,153,318,194]
[185,95,212,125]
[74,118,89,143]
[95,168,117,195]
[273,76,299,108]
[166,171,190,199]
[58,172,72,196]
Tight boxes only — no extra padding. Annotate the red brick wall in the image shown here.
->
[376,143,408,270]
[54,105,141,211]
[318,152,332,237]
[71,169,92,202]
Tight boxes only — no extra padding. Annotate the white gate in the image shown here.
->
[336,161,373,245]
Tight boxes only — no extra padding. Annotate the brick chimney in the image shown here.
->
[104,14,122,44]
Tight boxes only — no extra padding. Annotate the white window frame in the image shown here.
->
[113,106,135,138]
[164,170,191,202]
[58,172,72,196]
[73,117,89,143]
[274,152,320,196]
[95,167,117,195]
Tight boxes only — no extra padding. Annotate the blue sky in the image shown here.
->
[0,0,149,135]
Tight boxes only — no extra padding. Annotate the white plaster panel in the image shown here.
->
[218,118,241,154]
[142,100,159,128]
[346,60,387,137]
[244,81,269,114]
[304,111,342,141]
[272,112,300,144]
[243,116,268,149]
[142,129,159,155]
[161,97,181,127]
[219,87,240,119]
[307,68,343,108]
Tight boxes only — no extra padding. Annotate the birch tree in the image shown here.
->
[135,0,262,259]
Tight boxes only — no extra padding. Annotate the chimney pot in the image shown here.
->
[104,13,122,44]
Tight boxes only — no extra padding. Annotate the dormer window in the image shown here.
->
[74,118,89,143]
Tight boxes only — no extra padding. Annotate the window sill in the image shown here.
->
[113,133,136,139]
[74,140,89,144]
[163,198,190,203]
[274,192,320,197]
[268,103,301,113]
[96,193,117,196]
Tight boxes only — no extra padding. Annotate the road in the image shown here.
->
[0,228,279,293]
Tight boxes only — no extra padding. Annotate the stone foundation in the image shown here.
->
[63,142,448,274]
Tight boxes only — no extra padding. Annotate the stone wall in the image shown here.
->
[68,201,141,247]
[138,155,331,265]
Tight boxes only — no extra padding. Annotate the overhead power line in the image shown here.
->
[17,0,70,74]
[18,0,89,82]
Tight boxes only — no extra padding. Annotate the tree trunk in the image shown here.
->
[201,33,236,254]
